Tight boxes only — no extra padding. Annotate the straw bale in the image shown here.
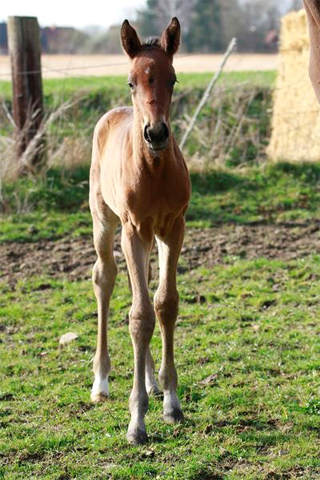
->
[267,9,320,162]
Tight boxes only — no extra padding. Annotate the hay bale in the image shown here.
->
[267,9,320,162]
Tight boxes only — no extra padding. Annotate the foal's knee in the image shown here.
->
[129,302,155,343]
[154,290,179,324]
[92,258,117,291]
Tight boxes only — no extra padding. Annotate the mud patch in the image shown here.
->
[0,222,319,286]
[183,221,320,271]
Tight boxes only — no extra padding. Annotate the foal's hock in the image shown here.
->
[89,17,190,445]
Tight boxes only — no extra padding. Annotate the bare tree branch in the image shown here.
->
[155,0,197,32]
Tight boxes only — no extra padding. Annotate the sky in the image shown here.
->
[0,0,147,30]
[0,0,297,30]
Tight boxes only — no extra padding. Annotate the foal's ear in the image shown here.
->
[121,20,142,58]
[160,17,181,56]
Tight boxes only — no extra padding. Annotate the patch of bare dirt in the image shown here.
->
[183,222,320,270]
[0,222,319,287]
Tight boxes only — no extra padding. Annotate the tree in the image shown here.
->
[137,0,197,49]
[236,0,282,51]
[286,0,302,11]
[138,0,285,53]
[187,0,224,52]
[154,0,197,32]
[138,0,158,38]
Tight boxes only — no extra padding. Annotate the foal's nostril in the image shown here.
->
[145,122,169,145]
[144,124,151,142]
[162,122,169,141]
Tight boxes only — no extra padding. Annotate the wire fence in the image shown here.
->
[0,51,279,79]
[0,50,311,95]
[0,60,127,78]
[0,50,220,79]
[0,48,319,169]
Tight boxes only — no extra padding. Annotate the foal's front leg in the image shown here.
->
[121,222,155,445]
[91,216,118,402]
[154,215,185,424]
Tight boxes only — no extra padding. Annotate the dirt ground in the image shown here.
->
[1,222,319,287]
[0,53,278,79]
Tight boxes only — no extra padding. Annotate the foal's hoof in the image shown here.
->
[91,392,109,403]
[126,428,148,445]
[164,408,184,424]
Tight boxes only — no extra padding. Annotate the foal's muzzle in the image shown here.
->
[144,122,169,151]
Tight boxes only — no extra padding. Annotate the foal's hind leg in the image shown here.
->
[145,260,161,396]
[91,212,118,402]
[154,215,185,424]
[146,347,161,396]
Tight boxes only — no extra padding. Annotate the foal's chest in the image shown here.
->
[124,169,189,220]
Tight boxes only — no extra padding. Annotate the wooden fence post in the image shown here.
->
[7,16,45,168]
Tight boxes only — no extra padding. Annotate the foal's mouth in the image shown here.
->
[145,139,168,151]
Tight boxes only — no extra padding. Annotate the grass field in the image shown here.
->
[0,71,276,101]
[0,71,276,174]
[0,72,320,479]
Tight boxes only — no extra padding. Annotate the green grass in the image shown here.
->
[1,162,320,478]
[188,162,320,225]
[0,71,275,165]
[1,71,319,478]
[0,71,276,100]
[1,255,319,478]
[1,162,320,243]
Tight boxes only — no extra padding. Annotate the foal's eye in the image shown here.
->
[169,77,177,88]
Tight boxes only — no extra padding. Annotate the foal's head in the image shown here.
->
[121,18,180,152]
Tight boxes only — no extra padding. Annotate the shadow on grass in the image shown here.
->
[187,163,320,225]
[2,162,320,226]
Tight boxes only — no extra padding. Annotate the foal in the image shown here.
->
[304,0,320,102]
[89,17,190,445]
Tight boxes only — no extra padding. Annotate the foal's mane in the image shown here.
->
[141,37,162,51]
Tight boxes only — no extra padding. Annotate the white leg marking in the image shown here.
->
[91,373,109,401]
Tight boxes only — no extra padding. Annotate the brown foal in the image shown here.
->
[304,0,320,101]
[89,17,191,444]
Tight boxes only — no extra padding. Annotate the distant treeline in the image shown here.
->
[0,0,301,55]
[0,23,90,55]
[87,0,300,54]
[137,0,300,53]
